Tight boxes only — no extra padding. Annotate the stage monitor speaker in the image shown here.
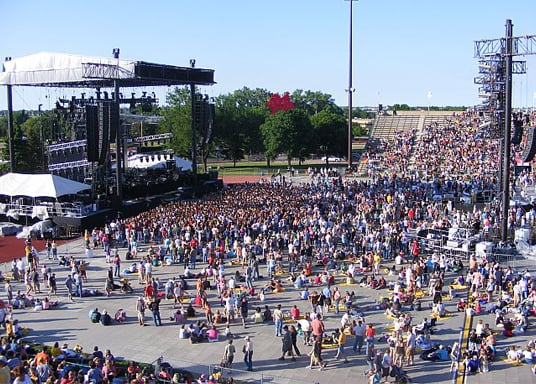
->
[85,105,99,162]
[521,127,536,163]
[512,120,523,145]
[107,102,119,141]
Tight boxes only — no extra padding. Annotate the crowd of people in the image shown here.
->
[4,110,536,384]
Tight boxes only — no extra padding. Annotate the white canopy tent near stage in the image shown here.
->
[0,172,90,198]
[125,154,192,171]
[0,173,92,221]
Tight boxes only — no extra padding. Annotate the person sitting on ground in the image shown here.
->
[466,354,480,374]
[172,309,184,324]
[432,302,446,317]
[100,310,112,326]
[264,278,278,293]
[300,287,310,300]
[253,307,263,323]
[290,305,300,320]
[453,275,465,286]
[224,322,233,339]
[376,276,387,290]
[457,298,467,312]
[427,344,450,361]
[522,346,534,364]
[115,309,126,323]
[495,310,505,327]
[186,304,196,318]
[179,324,191,339]
[89,308,101,324]
[506,345,521,363]
[207,325,219,342]
[263,305,273,322]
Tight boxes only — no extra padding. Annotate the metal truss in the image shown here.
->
[133,133,173,143]
[48,159,89,171]
[475,34,536,58]
[47,140,86,153]
[82,62,135,80]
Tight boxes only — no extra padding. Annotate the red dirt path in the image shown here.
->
[219,175,263,184]
[0,238,73,264]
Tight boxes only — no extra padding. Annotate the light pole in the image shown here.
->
[427,91,432,113]
[38,104,44,171]
[347,0,358,170]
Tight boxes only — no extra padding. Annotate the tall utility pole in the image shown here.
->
[38,104,44,171]
[190,59,198,188]
[502,21,513,243]
[347,0,358,170]
[112,48,123,204]
[5,56,14,172]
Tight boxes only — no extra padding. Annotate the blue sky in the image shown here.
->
[1,0,536,111]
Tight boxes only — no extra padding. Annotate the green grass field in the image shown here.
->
[203,159,348,176]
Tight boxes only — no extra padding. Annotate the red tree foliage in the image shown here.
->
[265,92,295,115]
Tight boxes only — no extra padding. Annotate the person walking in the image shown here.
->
[4,280,12,304]
[353,319,366,353]
[136,296,146,326]
[333,286,342,314]
[290,325,301,357]
[51,240,58,260]
[223,339,236,370]
[307,335,326,370]
[240,295,249,328]
[74,271,83,298]
[113,253,121,278]
[406,328,416,366]
[48,273,57,296]
[381,348,393,383]
[335,327,349,363]
[279,325,295,361]
[365,323,376,357]
[243,336,253,371]
[311,313,325,341]
[64,274,74,302]
[273,304,283,337]
[149,298,162,326]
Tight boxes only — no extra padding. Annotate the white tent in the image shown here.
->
[0,52,136,86]
[127,154,192,171]
[0,173,90,198]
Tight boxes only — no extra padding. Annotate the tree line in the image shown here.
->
[0,87,372,174]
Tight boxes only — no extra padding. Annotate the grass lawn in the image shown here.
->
[203,159,348,176]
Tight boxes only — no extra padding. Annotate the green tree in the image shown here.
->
[290,90,342,116]
[310,110,347,164]
[391,103,411,111]
[260,109,311,166]
[214,87,270,165]
[161,86,193,159]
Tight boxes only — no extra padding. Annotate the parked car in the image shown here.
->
[321,156,344,162]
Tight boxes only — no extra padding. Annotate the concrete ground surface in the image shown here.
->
[4,235,536,384]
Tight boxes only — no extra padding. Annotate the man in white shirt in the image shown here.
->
[352,319,366,353]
